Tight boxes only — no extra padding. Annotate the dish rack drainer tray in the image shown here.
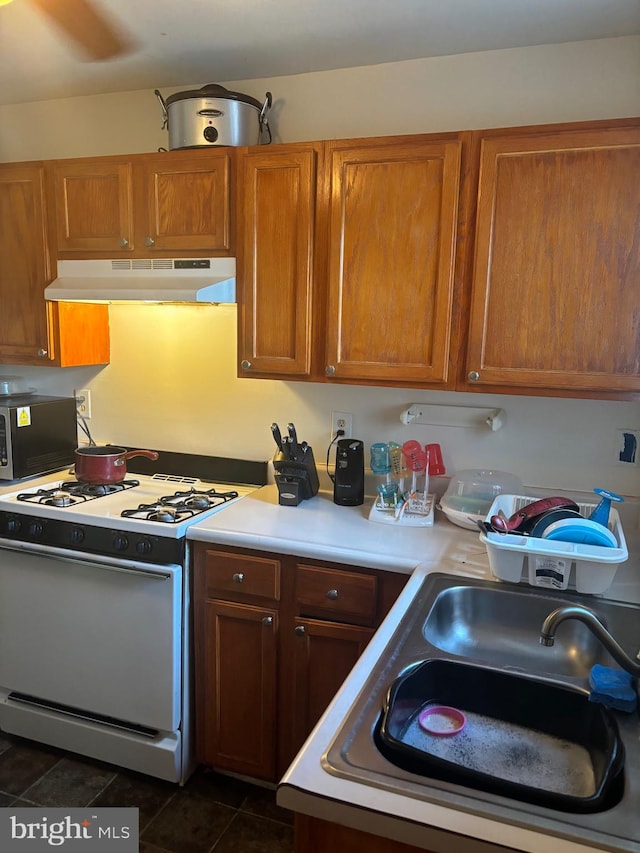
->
[479,494,628,594]
[368,494,434,527]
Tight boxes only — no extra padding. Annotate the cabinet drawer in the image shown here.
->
[295,565,377,625]
[203,550,281,602]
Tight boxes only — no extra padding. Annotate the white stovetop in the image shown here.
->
[0,471,255,538]
[187,485,640,853]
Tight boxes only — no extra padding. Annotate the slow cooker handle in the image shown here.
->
[154,89,168,130]
[259,92,273,144]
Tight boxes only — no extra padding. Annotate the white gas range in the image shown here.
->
[0,467,262,784]
[0,473,255,562]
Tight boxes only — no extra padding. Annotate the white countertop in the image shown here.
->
[188,485,640,853]
[187,484,491,573]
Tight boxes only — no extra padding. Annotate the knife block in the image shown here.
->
[273,446,320,506]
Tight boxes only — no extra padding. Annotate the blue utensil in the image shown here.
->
[589,488,624,527]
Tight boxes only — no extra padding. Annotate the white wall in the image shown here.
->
[1,35,638,158]
[2,37,639,495]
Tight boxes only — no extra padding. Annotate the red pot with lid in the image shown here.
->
[74,446,159,485]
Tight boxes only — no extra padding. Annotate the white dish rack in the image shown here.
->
[368,493,435,527]
[480,494,628,594]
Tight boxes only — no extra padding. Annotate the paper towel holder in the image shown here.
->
[400,403,506,431]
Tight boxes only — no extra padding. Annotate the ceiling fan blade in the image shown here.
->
[29,0,135,60]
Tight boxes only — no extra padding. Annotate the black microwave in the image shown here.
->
[0,395,77,481]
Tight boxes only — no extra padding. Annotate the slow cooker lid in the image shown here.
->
[165,83,262,109]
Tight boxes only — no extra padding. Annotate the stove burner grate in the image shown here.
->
[16,479,140,506]
[121,487,240,523]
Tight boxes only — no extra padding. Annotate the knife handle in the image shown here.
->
[287,423,299,458]
[271,422,283,450]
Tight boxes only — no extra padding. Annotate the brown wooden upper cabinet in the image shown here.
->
[0,161,109,367]
[463,122,640,396]
[49,149,234,258]
[238,133,465,385]
[237,119,640,399]
[324,136,463,385]
[237,143,320,377]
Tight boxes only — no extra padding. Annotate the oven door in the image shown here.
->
[0,539,181,733]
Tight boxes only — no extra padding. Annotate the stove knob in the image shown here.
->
[136,539,152,555]
[28,520,44,538]
[70,527,85,545]
[113,534,129,552]
[6,517,21,534]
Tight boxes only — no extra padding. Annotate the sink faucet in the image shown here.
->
[540,605,640,677]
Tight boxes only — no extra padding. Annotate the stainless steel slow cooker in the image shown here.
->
[155,84,272,149]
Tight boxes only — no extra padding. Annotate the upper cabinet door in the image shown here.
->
[50,151,233,258]
[51,158,134,253]
[324,137,462,385]
[0,163,51,362]
[465,125,640,394]
[238,145,319,377]
[139,151,232,253]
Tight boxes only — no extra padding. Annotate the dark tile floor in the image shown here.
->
[0,730,294,852]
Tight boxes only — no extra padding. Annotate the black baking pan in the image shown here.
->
[375,659,624,813]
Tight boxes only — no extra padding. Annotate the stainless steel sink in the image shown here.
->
[323,573,640,853]
[423,583,613,676]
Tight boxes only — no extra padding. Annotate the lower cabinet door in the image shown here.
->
[199,599,278,780]
[288,618,374,764]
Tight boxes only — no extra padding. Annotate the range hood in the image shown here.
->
[45,258,236,303]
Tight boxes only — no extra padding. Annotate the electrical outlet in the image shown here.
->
[615,429,639,465]
[76,389,92,419]
[331,411,353,440]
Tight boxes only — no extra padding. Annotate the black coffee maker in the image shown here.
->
[271,423,320,506]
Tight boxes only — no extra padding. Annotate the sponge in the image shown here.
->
[589,664,637,713]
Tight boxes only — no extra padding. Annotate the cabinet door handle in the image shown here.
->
[262,616,273,626]
[241,360,252,370]
[37,348,48,358]
[144,236,155,247]
[118,237,129,248]
[325,365,336,376]
[232,572,244,584]
[294,625,306,636]
[326,588,339,600]
[468,370,480,382]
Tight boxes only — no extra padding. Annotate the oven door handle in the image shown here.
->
[0,538,174,580]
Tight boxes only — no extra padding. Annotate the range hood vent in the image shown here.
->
[45,258,236,303]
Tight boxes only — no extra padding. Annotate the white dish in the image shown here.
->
[541,518,617,547]
[439,504,482,531]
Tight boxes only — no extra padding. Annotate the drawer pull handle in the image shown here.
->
[262,616,273,626]
[468,370,480,382]
[232,572,244,584]
[241,359,252,370]
[326,588,339,600]
[118,237,129,248]
[294,625,306,636]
